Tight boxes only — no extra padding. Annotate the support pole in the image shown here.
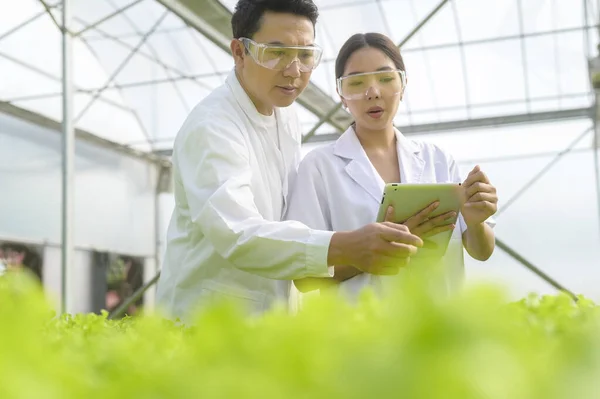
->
[495,238,578,301]
[594,103,600,241]
[60,0,74,315]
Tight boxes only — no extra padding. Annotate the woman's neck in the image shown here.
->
[354,124,396,150]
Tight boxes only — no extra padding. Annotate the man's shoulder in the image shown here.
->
[189,84,240,125]
[176,84,243,142]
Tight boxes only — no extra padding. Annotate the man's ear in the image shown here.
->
[230,39,244,67]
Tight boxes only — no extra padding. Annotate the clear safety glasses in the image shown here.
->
[337,69,407,100]
[239,37,323,72]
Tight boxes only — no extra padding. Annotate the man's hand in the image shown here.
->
[461,165,498,227]
[328,206,433,282]
[328,221,423,276]
[297,209,425,293]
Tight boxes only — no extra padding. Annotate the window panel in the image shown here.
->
[556,31,590,96]
[463,39,526,105]
[524,34,561,99]
[74,92,148,147]
[319,3,388,53]
[455,0,520,41]
[394,0,459,50]
[422,47,468,109]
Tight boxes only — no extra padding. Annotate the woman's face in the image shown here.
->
[339,47,404,132]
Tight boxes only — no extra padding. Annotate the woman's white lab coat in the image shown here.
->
[155,70,333,322]
[284,126,495,300]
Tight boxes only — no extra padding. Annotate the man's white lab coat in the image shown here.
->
[284,126,495,300]
[156,70,334,321]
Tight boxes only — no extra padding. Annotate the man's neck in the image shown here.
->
[235,69,274,116]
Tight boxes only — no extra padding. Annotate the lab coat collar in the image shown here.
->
[394,127,425,184]
[225,69,291,133]
[333,125,425,203]
[225,69,298,216]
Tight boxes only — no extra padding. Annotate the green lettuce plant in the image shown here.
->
[1,271,599,398]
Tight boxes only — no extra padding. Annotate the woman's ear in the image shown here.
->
[336,87,348,110]
[400,78,408,101]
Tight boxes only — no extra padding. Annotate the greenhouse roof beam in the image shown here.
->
[73,0,145,37]
[155,0,351,132]
[0,102,171,167]
[304,107,593,143]
[37,0,62,32]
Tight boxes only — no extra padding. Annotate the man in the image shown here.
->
[155,0,423,322]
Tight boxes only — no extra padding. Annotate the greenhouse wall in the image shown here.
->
[0,111,161,313]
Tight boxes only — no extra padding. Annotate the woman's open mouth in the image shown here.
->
[366,106,384,119]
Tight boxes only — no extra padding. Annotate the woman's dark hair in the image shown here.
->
[335,33,406,79]
[232,0,319,39]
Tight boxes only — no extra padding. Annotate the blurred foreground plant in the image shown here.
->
[0,271,599,399]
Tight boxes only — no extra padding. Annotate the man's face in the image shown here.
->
[232,11,316,115]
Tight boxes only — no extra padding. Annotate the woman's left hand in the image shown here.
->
[461,165,498,227]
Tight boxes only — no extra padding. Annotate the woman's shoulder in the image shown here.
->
[404,136,457,163]
[299,142,338,166]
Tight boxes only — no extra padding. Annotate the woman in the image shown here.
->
[285,33,498,300]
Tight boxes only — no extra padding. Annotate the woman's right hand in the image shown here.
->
[386,203,456,239]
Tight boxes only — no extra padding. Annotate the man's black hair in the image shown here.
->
[231,0,319,39]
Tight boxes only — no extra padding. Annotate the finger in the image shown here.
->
[388,241,419,257]
[380,228,423,248]
[466,192,498,204]
[465,182,494,198]
[412,211,456,236]
[415,201,439,219]
[420,223,455,238]
[381,221,410,232]
[384,205,395,222]
[425,211,457,225]
[403,201,439,228]
[376,240,419,258]
[463,170,490,188]
[463,171,483,187]
[462,165,480,184]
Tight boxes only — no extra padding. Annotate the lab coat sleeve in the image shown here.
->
[448,154,496,232]
[284,151,332,232]
[174,118,334,280]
